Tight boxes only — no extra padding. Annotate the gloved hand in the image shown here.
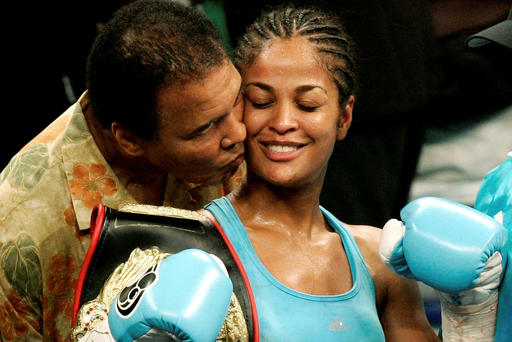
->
[379,196,507,301]
[379,196,508,341]
[474,152,512,342]
[108,249,233,342]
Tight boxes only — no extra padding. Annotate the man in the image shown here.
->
[0,0,245,340]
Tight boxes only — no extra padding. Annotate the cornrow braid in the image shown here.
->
[234,5,358,105]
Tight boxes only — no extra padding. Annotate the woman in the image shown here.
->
[201,5,439,341]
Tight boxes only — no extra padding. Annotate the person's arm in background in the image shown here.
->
[430,0,511,38]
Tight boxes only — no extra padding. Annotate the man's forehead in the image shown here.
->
[157,62,241,124]
[163,61,238,98]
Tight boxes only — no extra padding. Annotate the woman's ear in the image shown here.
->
[336,95,355,141]
[111,122,145,156]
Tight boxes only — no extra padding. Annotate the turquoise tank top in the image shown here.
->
[205,197,385,341]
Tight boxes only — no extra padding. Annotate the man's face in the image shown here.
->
[142,60,246,185]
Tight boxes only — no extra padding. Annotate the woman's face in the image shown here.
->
[242,36,353,188]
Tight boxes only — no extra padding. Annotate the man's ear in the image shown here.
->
[111,122,145,156]
[336,95,355,141]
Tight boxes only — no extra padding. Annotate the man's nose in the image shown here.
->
[221,114,246,150]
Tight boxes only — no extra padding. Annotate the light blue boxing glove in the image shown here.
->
[108,249,233,342]
[379,196,508,341]
[379,196,507,300]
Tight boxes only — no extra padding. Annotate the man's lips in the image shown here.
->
[227,153,244,168]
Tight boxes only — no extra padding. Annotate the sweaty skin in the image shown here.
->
[201,35,438,341]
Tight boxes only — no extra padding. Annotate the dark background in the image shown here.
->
[3,0,512,227]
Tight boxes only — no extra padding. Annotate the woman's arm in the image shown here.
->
[379,271,440,341]
[349,225,440,342]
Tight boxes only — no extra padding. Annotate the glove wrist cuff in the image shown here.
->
[440,291,498,341]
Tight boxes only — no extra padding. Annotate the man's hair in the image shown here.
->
[87,0,227,140]
[234,5,358,107]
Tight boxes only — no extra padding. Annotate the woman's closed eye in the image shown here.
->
[297,103,320,112]
[297,100,322,112]
[247,97,273,109]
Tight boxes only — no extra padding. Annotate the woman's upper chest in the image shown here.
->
[246,224,354,295]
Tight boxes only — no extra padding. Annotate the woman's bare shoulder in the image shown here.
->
[342,223,392,284]
[344,223,383,250]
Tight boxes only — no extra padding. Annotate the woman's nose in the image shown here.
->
[269,102,298,134]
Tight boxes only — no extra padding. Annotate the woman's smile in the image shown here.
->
[260,141,306,162]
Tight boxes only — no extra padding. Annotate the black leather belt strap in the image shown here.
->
[73,204,256,340]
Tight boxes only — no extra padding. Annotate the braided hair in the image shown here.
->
[234,5,358,106]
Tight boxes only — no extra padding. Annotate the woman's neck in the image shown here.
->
[230,173,328,237]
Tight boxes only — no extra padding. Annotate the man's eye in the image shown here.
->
[198,121,215,135]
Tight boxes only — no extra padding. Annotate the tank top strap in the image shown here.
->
[320,206,369,271]
[205,197,243,232]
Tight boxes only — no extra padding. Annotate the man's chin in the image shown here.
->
[180,171,233,188]
[222,164,241,182]
[206,171,235,187]
[178,160,242,187]
[212,164,242,186]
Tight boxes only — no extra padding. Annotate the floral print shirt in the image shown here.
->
[0,93,244,341]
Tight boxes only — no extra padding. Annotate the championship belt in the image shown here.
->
[71,203,258,341]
